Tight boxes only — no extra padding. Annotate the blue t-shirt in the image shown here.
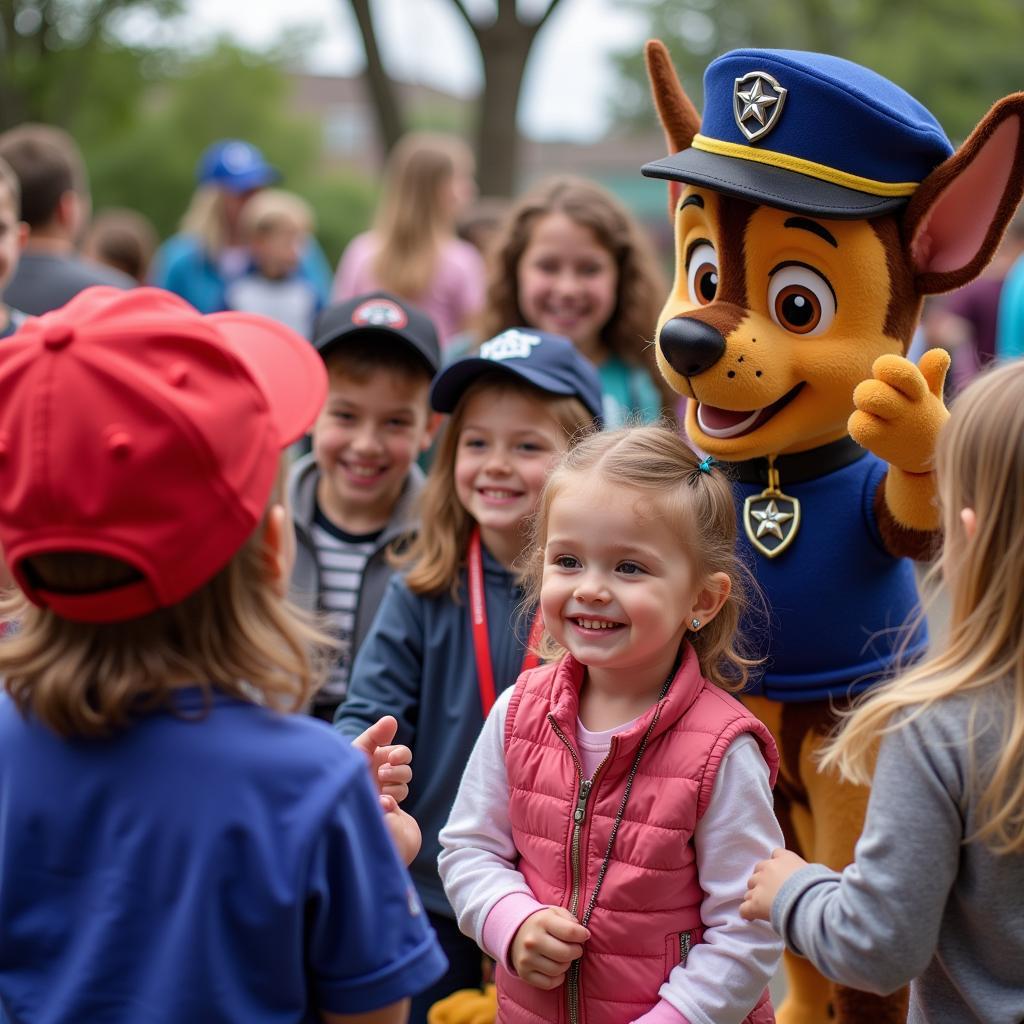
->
[736,450,928,701]
[0,688,445,1023]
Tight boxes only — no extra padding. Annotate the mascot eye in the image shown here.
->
[767,265,836,336]
[686,243,718,306]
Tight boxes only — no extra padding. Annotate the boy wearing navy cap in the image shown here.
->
[0,286,446,1023]
[289,292,442,720]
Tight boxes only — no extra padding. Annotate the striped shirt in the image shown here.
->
[312,505,383,707]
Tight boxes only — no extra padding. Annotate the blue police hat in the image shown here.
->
[196,139,280,193]
[430,329,604,423]
[642,49,954,219]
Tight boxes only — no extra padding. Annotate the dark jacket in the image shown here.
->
[287,453,425,702]
[335,546,531,918]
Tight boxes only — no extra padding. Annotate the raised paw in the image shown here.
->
[848,349,949,474]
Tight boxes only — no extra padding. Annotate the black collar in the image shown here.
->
[725,435,866,486]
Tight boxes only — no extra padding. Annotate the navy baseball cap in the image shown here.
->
[196,140,279,193]
[313,292,441,375]
[642,49,954,219]
[430,329,604,422]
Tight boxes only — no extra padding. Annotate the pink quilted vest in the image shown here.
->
[499,646,779,1024]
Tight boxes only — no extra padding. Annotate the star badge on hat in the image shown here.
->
[733,70,787,143]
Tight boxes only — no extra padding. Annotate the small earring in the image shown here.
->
[690,617,701,631]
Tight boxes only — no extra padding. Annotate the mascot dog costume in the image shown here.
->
[643,44,1024,1024]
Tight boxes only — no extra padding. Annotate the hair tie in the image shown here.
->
[698,455,715,474]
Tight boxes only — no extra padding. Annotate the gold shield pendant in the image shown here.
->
[743,457,800,558]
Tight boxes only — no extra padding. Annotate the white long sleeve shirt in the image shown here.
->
[438,686,783,1024]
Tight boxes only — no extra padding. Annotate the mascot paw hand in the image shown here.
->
[427,984,497,1024]
[848,349,950,473]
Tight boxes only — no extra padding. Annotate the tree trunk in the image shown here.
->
[473,17,535,197]
[347,0,405,156]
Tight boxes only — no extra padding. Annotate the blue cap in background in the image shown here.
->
[196,139,280,193]
[642,49,954,219]
[430,329,604,423]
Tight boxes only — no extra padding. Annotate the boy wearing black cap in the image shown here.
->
[289,292,441,719]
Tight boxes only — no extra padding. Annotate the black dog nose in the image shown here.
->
[658,316,726,377]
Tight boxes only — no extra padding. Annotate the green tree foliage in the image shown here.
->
[611,0,1024,144]
[1,4,377,264]
[86,40,377,263]
[0,0,182,129]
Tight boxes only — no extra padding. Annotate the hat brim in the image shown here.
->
[208,312,327,445]
[641,149,908,220]
[430,358,595,417]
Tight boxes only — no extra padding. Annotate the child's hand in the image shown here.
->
[351,715,414,803]
[510,907,590,990]
[740,848,808,922]
[379,794,421,866]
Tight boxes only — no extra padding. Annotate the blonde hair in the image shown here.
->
[400,373,595,597]
[522,426,757,692]
[0,155,21,215]
[371,132,472,300]
[240,188,314,240]
[0,470,330,738]
[180,184,230,256]
[821,361,1024,854]
[480,176,674,410]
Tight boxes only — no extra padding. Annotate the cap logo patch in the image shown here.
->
[733,70,787,143]
[480,329,541,362]
[351,299,408,330]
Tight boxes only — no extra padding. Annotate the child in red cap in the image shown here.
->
[0,286,446,1023]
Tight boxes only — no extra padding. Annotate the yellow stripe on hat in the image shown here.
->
[692,134,919,198]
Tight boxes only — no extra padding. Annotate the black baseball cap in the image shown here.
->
[312,292,441,375]
[430,329,604,423]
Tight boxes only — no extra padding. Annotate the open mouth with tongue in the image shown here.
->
[695,383,805,439]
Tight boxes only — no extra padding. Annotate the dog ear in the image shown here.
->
[904,93,1024,295]
[645,40,701,220]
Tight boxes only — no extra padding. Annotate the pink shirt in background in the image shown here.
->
[332,231,486,348]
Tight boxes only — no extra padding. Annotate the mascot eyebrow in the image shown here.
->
[783,217,838,247]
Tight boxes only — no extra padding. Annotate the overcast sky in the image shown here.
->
[158,0,648,141]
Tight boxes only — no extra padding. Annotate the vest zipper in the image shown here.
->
[545,668,674,1024]
[679,930,691,965]
[547,714,609,1024]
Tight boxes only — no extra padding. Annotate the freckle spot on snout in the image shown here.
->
[755,371,763,378]
[727,370,736,379]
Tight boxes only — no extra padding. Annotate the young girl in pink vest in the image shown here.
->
[440,426,783,1024]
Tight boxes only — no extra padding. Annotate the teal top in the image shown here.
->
[598,355,663,427]
[996,253,1024,359]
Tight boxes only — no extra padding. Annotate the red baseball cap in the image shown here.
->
[0,286,327,623]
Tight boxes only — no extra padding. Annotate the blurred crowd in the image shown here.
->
[0,126,682,428]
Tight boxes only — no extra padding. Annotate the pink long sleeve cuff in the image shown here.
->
[630,998,693,1024]
[481,891,548,969]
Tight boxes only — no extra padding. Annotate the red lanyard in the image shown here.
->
[468,526,543,717]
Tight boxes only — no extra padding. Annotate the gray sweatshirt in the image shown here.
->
[773,682,1024,1024]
